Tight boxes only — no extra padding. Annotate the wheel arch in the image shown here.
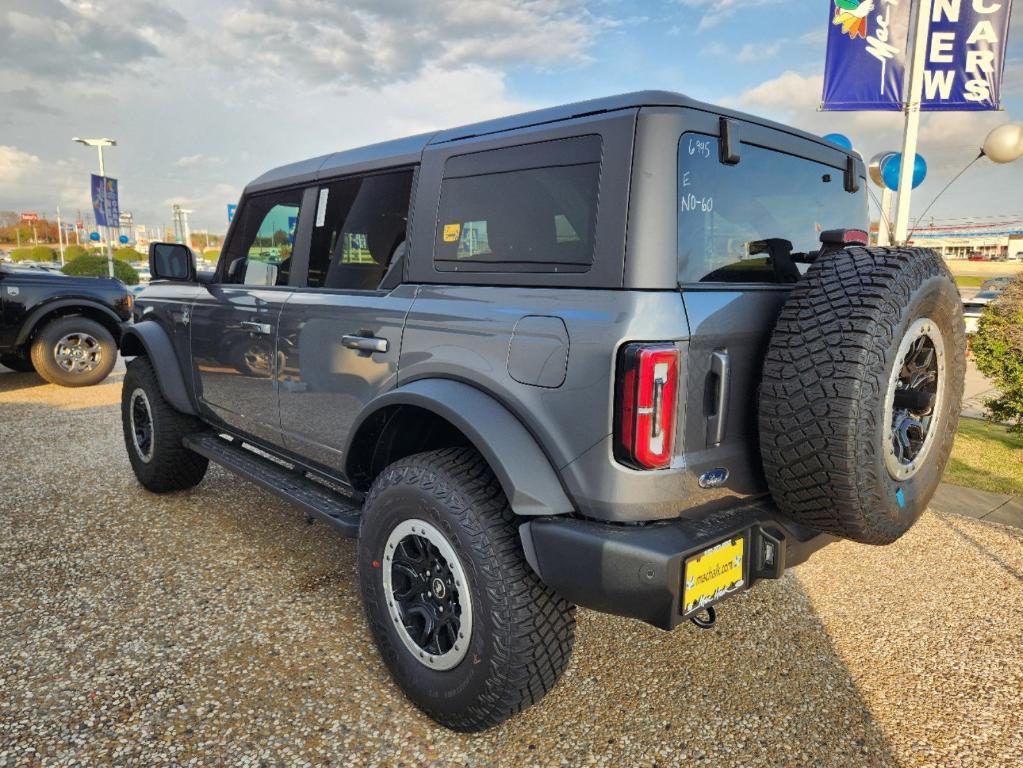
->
[119,321,198,415]
[15,299,123,348]
[345,378,574,517]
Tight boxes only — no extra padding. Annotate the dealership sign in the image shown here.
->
[822,0,1014,111]
[90,174,120,228]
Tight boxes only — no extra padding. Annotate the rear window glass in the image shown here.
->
[434,136,601,273]
[678,134,867,284]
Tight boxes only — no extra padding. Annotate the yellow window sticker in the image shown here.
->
[443,223,461,243]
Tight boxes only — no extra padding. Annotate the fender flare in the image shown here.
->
[347,379,574,517]
[15,298,123,346]
[119,321,197,415]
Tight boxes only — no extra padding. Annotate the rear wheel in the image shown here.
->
[358,447,576,732]
[759,246,966,544]
[121,356,209,492]
[30,316,116,387]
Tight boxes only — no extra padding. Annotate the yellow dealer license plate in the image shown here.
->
[682,536,745,616]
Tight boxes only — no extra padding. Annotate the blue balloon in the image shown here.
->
[119,234,129,244]
[89,231,100,241]
[823,133,854,151]
[881,153,928,190]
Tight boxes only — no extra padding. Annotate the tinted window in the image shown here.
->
[435,137,601,273]
[678,134,867,284]
[223,188,303,286]
[305,170,413,290]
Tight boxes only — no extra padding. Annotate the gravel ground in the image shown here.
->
[1,368,1021,767]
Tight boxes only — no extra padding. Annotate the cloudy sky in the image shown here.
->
[0,0,1020,233]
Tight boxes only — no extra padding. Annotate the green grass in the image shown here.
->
[945,417,1023,495]
[953,275,985,288]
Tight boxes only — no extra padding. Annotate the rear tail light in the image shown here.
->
[614,343,679,470]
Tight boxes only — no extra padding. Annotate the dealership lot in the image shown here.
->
[1,370,1021,767]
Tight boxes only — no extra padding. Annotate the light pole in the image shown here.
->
[72,137,117,277]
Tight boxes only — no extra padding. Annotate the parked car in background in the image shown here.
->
[980,276,1014,292]
[0,263,133,385]
[963,289,1003,334]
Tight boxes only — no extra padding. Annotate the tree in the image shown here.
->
[64,244,89,261]
[61,255,139,285]
[113,246,143,262]
[972,275,1023,432]
[30,245,56,261]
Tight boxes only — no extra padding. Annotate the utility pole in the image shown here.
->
[56,206,66,265]
[72,137,117,277]
[892,0,933,245]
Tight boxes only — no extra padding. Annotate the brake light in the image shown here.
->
[614,343,679,470]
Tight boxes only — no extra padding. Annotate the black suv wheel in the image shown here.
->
[121,356,209,492]
[358,447,576,732]
[30,316,117,387]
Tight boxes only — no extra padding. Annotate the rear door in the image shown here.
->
[676,124,867,501]
[276,169,416,475]
[189,186,308,447]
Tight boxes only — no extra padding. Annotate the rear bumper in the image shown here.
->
[519,499,833,630]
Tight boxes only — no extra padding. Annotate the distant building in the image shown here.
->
[905,222,1023,260]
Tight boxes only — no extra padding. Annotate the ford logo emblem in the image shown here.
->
[699,468,729,489]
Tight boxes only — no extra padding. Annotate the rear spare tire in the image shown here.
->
[759,246,965,545]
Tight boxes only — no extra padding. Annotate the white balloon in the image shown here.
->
[982,123,1023,164]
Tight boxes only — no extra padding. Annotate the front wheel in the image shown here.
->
[121,356,209,492]
[358,447,576,732]
[30,316,116,387]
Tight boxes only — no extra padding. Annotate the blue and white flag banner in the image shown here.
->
[90,174,120,228]
[822,0,1014,112]
[823,0,912,111]
[922,0,1014,110]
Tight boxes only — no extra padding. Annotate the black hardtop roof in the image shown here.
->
[245,90,854,193]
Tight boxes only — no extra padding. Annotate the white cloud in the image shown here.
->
[0,146,42,186]
[175,154,220,168]
[737,42,781,63]
[210,0,607,91]
[677,0,785,31]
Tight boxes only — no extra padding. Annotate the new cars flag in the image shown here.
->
[822,0,1014,111]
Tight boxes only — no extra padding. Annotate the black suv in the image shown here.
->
[119,91,965,731]
[0,264,131,386]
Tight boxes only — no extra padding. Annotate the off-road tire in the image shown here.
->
[759,246,965,544]
[0,353,35,373]
[358,447,576,732]
[30,316,117,387]
[121,356,209,492]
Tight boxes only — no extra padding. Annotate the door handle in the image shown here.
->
[342,334,389,354]
[240,320,272,335]
[706,350,730,447]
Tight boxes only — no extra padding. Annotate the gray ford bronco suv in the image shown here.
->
[120,91,965,731]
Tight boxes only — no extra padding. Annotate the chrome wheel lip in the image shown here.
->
[129,387,155,464]
[53,332,102,374]
[382,518,472,671]
[883,317,946,481]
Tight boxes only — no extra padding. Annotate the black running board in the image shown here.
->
[183,432,362,538]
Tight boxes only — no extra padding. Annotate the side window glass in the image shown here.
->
[433,135,602,274]
[221,188,303,286]
[305,170,413,290]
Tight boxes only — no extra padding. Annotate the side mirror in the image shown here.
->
[149,242,196,282]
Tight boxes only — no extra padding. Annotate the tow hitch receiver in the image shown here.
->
[690,606,717,629]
